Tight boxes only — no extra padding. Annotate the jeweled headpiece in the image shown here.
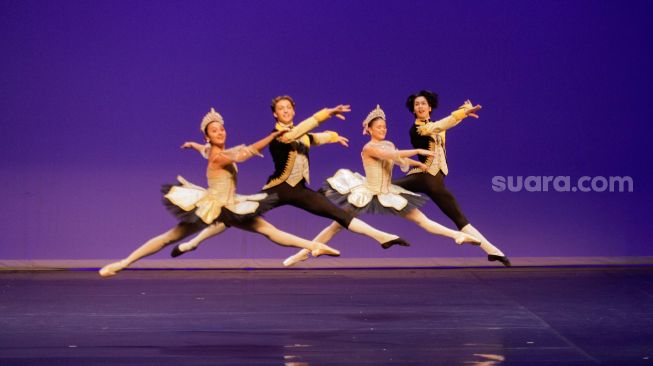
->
[200,107,224,133]
[362,104,386,134]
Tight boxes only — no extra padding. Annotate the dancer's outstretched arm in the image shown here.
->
[418,100,482,134]
[365,146,433,161]
[278,104,351,143]
[250,129,290,152]
[182,129,289,161]
[403,157,428,171]
[205,129,288,167]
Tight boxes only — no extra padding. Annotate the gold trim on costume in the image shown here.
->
[262,150,298,189]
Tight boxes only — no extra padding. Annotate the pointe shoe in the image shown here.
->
[488,254,512,267]
[311,243,341,258]
[283,249,311,267]
[170,242,195,258]
[98,260,127,278]
[381,237,410,249]
[455,233,481,246]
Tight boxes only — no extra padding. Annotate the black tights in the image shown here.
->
[263,182,354,228]
[393,172,469,230]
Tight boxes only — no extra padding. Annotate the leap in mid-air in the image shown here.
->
[98,107,340,277]
[391,90,511,267]
[170,96,411,258]
[283,105,481,267]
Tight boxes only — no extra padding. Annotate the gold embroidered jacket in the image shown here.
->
[263,109,340,189]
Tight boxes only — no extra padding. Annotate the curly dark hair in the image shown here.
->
[405,90,439,116]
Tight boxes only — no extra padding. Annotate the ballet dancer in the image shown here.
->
[98,107,340,277]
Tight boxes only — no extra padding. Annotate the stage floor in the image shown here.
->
[1,267,652,365]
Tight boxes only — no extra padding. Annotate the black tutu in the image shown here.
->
[320,182,427,216]
[161,184,277,228]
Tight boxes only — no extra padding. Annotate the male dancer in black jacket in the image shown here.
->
[392,90,510,266]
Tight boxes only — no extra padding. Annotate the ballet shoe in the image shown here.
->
[381,237,410,249]
[283,250,310,267]
[311,243,340,258]
[488,254,512,267]
[170,242,195,258]
[455,233,481,246]
[98,260,126,278]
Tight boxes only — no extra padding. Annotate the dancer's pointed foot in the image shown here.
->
[488,254,511,267]
[170,242,195,258]
[381,237,410,249]
[455,233,481,246]
[98,260,127,278]
[283,249,310,267]
[311,243,340,258]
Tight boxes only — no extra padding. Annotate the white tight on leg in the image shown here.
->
[241,218,340,258]
[461,223,505,256]
[314,221,344,244]
[403,209,458,237]
[178,223,228,252]
[241,218,317,250]
[99,223,201,277]
[402,209,480,245]
[286,221,344,264]
[123,223,201,266]
[346,218,397,243]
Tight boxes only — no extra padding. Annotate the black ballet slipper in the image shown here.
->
[170,244,194,258]
[488,254,512,267]
[381,237,411,249]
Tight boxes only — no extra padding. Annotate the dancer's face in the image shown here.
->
[273,99,295,125]
[206,122,226,146]
[413,96,432,120]
[368,118,387,140]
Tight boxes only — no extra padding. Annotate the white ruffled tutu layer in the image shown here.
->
[162,176,274,227]
[322,169,426,215]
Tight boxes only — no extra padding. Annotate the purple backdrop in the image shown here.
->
[1,0,651,260]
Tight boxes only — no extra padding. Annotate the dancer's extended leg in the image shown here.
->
[283,221,344,267]
[402,209,480,245]
[99,222,201,277]
[170,222,228,257]
[276,183,408,248]
[461,223,510,266]
[242,217,340,258]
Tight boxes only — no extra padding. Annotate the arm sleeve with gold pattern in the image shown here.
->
[280,108,331,141]
[417,108,468,135]
[309,131,340,146]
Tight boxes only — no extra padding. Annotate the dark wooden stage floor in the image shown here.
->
[1,267,652,365]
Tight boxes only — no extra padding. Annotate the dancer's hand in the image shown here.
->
[416,149,435,156]
[336,135,349,147]
[180,141,205,151]
[274,127,291,136]
[461,100,482,118]
[417,162,428,170]
[327,104,351,120]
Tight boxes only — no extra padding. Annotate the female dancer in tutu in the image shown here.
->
[99,107,340,277]
[282,105,480,266]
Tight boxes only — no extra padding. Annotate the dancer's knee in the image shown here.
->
[335,211,354,228]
